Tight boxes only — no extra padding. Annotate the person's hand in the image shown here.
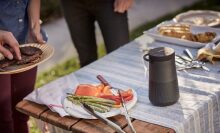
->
[114,0,133,13]
[0,30,21,60]
[28,22,45,44]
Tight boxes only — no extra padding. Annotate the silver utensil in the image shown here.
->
[175,55,209,71]
[82,103,126,133]
[183,49,210,71]
[213,36,220,51]
[212,36,220,45]
[183,49,194,60]
[176,63,208,71]
[175,55,191,63]
[175,55,193,69]
[118,90,136,133]
[97,75,136,133]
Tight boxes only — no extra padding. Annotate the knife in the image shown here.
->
[82,103,126,133]
[97,75,110,86]
[118,90,136,133]
[96,75,122,95]
[96,75,123,90]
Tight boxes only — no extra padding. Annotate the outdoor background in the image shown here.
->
[30,0,220,132]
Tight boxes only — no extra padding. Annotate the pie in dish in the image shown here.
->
[158,23,216,43]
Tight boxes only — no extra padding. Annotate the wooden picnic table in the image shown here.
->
[14,29,220,132]
[16,100,175,133]
[15,29,220,132]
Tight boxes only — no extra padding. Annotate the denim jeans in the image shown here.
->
[61,0,129,67]
[0,0,29,44]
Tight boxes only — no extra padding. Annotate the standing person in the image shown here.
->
[60,0,133,67]
[0,0,45,133]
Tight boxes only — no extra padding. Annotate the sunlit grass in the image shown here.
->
[29,118,42,133]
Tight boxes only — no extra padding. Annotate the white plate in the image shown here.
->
[144,21,220,48]
[173,10,220,27]
[63,89,137,119]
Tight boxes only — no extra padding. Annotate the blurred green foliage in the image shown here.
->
[28,118,41,133]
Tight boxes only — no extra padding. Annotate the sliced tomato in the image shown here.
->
[120,89,133,97]
[123,94,133,102]
[99,95,121,104]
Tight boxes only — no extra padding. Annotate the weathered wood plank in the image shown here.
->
[123,120,175,133]
[16,101,175,133]
[71,115,128,133]
[40,110,80,131]
[16,100,48,119]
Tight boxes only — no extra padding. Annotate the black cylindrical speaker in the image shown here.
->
[143,47,179,106]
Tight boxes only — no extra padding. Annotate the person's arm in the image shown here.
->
[28,0,45,43]
[114,0,133,13]
[0,30,21,60]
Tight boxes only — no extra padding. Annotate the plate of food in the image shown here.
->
[173,10,220,27]
[144,21,220,48]
[0,43,54,74]
[63,83,137,119]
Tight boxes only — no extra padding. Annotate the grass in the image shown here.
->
[30,0,220,132]
[28,118,42,133]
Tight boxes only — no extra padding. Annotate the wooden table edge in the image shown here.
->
[16,100,175,133]
[16,100,48,119]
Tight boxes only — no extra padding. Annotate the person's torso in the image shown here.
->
[0,0,29,43]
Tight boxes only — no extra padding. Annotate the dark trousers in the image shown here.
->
[0,67,37,133]
[60,0,129,67]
